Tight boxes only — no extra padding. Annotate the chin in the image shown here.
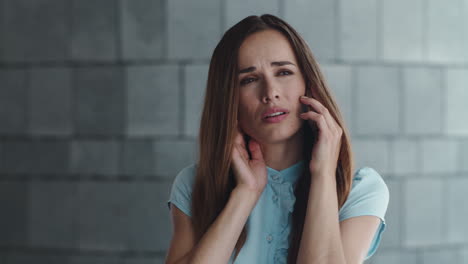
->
[256,128,299,144]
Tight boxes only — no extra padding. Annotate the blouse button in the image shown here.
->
[272,174,279,181]
[266,234,273,243]
[272,195,278,202]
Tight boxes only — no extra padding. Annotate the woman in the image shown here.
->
[165,14,389,264]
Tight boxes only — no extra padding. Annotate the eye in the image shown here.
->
[278,70,293,76]
[240,77,257,86]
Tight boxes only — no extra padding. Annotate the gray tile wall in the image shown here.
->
[0,0,467,263]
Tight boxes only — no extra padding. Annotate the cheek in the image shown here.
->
[238,99,259,122]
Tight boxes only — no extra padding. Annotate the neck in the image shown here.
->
[259,127,306,171]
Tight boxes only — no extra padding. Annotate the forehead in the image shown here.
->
[237,29,297,68]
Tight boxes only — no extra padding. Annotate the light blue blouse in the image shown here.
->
[167,159,389,263]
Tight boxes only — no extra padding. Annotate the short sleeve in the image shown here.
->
[339,167,390,260]
[167,163,197,217]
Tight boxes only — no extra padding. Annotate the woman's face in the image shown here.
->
[237,29,307,144]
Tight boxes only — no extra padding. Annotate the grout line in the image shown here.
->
[115,0,122,61]
[0,171,466,182]
[120,64,128,174]
[220,0,226,35]
[422,0,428,60]
[376,0,382,61]
[179,62,185,139]
[400,177,406,251]
[0,133,466,141]
[440,67,447,137]
[441,173,449,246]
[399,66,405,135]
[388,137,394,176]
[25,65,31,138]
[350,66,357,137]
[3,58,468,68]
[335,0,341,62]
[278,0,284,18]
[0,246,168,257]
[163,0,169,61]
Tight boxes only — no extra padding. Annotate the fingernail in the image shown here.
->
[300,96,308,99]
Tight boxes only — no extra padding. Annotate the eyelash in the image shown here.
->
[240,70,293,86]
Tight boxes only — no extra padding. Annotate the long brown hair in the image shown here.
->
[191,14,354,263]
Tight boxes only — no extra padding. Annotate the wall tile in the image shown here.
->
[368,249,419,264]
[184,64,208,138]
[462,247,468,264]
[321,64,352,131]
[0,182,28,246]
[446,69,468,135]
[71,0,117,61]
[446,177,468,243]
[70,140,120,175]
[67,255,122,264]
[427,0,467,63]
[380,179,402,248]
[122,256,165,264]
[0,139,69,175]
[122,139,155,176]
[29,67,73,135]
[355,66,399,135]
[421,248,461,264]
[403,178,443,246]
[339,0,377,61]
[74,67,125,136]
[382,0,423,61]
[351,138,390,176]
[28,182,78,248]
[168,0,221,59]
[154,139,196,179]
[403,67,442,135]
[421,138,458,174]
[392,139,419,176]
[1,0,68,62]
[77,182,171,251]
[224,0,279,32]
[120,0,164,60]
[461,140,468,173]
[0,69,28,135]
[5,254,65,264]
[379,179,401,248]
[126,65,179,136]
[284,0,336,61]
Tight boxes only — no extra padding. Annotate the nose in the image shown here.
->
[261,75,280,103]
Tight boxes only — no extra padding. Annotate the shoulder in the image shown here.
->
[172,163,198,190]
[339,166,390,221]
[167,163,198,217]
[352,167,389,194]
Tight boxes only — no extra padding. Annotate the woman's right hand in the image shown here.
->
[231,124,267,195]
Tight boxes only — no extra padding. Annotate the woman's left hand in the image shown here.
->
[299,94,343,177]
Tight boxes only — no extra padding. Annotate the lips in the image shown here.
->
[263,112,289,123]
[262,107,290,119]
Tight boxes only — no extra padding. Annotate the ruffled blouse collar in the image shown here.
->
[266,159,307,184]
[265,159,307,263]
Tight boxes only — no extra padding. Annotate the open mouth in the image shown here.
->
[264,112,287,119]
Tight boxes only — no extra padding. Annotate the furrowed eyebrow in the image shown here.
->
[238,61,295,75]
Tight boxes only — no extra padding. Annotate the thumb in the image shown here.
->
[248,138,264,162]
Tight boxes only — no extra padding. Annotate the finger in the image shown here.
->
[248,138,264,162]
[300,96,338,133]
[300,96,327,115]
[300,110,330,132]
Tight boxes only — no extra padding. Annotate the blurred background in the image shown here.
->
[0,0,467,263]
